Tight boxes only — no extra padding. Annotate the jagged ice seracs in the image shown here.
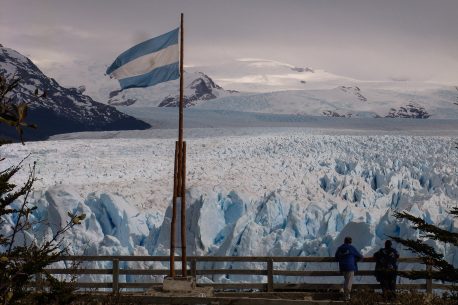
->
[1,131,457,284]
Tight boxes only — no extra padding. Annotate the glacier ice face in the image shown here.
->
[1,132,457,282]
[1,186,161,257]
[85,192,150,251]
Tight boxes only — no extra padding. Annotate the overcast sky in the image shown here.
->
[1,0,458,84]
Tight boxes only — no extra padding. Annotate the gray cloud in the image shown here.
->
[1,0,458,84]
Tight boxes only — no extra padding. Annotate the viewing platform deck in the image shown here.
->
[31,255,453,304]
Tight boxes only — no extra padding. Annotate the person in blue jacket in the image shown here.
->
[335,236,363,300]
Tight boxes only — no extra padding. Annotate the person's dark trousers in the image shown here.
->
[387,273,396,291]
[380,272,397,299]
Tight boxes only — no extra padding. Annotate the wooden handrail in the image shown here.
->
[56,255,421,263]
[38,255,443,294]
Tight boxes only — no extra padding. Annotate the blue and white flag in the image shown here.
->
[106,28,179,90]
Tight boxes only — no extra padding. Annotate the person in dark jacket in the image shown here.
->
[374,240,399,298]
[335,236,363,300]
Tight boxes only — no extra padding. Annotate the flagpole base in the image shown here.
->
[162,276,197,293]
[147,276,213,297]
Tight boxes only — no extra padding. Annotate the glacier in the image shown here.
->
[1,129,457,284]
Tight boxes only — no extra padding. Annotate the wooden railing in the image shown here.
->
[42,256,451,294]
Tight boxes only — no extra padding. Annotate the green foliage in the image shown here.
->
[0,74,85,304]
[0,75,38,144]
[389,210,458,283]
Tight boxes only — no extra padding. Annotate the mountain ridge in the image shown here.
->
[27,56,458,120]
[107,71,238,107]
[0,46,150,141]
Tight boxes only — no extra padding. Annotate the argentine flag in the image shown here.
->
[106,28,179,90]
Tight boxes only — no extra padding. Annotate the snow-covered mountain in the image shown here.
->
[30,55,458,120]
[0,46,150,141]
[36,58,324,104]
[190,59,458,118]
[108,71,238,107]
[196,84,458,119]
[195,58,354,93]
[65,57,458,119]
[157,72,238,107]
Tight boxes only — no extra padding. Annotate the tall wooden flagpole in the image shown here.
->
[170,12,186,278]
[179,12,187,277]
[169,142,178,277]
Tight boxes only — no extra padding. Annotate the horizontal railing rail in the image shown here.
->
[37,255,451,294]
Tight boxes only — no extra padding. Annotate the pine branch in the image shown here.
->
[390,236,444,261]
[398,269,458,282]
[0,75,38,144]
[390,235,458,282]
[393,211,458,246]
[6,162,36,253]
[0,75,78,305]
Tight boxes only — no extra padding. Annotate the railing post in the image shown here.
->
[112,258,119,294]
[426,261,432,295]
[36,272,43,292]
[191,258,197,278]
[267,258,274,292]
